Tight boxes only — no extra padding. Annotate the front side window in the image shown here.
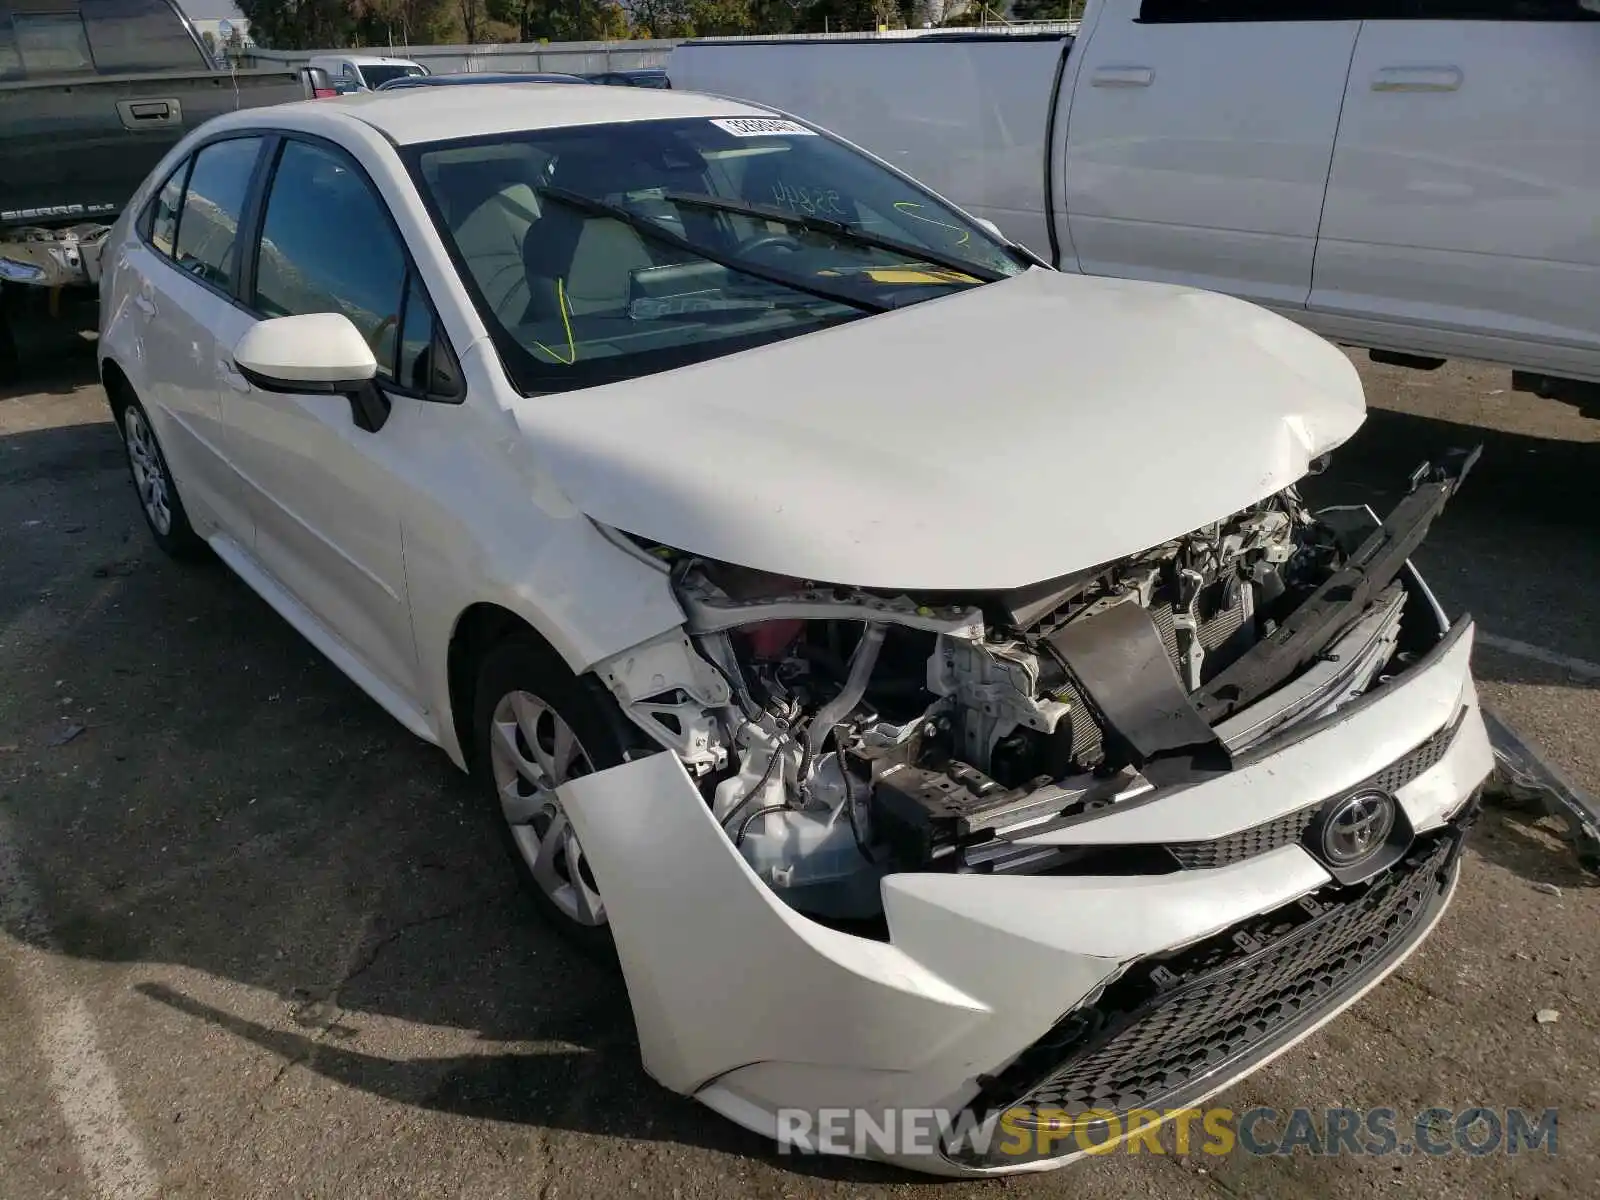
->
[252,139,409,381]
[411,116,1028,395]
[172,136,262,291]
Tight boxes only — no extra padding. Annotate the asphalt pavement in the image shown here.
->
[1,315,1596,1199]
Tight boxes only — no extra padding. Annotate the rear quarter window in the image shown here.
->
[81,0,209,73]
[10,11,94,75]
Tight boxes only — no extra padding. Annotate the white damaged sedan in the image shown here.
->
[98,85,1492,1174]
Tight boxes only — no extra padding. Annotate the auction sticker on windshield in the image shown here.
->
[711,117,817,137]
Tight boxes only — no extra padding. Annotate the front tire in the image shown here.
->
[471,633,630,961]
[120,396,207,560]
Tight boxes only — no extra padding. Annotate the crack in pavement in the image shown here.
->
[334,892,499,999]
[225,892,499,1152]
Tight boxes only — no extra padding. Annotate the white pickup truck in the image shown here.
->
[670,0,1600,409]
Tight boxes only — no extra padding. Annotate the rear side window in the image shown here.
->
[147,158,190,256]
[82,0,209,73]
[252,139,408,379]
[172,136,263,291]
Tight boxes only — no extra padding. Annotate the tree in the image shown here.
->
[350,0,456,46]
[238,0,359,49]
[1009,0,1084,19]
[628,0,754,38]
[201,29,218,56]
[486,0,631,42]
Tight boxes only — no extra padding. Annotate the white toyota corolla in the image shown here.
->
[98,84,1492,1174]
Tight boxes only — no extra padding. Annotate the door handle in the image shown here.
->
[115,98,184,130]
[1090,65,1154,88]
[132,293,156,316]
[1371,66,1462,93]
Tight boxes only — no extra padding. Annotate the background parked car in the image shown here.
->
[0,0,331,378]
[671,0,1600,411]
[582,68,670,88]
[375,71,591,90]
[307,52,427,91]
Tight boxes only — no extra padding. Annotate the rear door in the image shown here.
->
[130,132,266,540]
[1310,2,1600,376]
[1061,0,1360,308]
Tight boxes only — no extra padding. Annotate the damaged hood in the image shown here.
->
[513,269,1365,591]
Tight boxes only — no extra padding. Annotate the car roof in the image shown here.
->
[317,54,422,66]
[307,84,775,146]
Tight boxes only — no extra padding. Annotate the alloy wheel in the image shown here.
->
[488,690,606,926]
[124,406,173,536]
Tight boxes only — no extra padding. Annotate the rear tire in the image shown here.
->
[119,395,208,561]
[471,632,631,963]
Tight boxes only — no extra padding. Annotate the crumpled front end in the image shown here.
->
[555,451,1491,1176]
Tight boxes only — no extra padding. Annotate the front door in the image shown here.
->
[219,136,427,706]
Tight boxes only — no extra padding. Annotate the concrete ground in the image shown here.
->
[1,313,1596,1199]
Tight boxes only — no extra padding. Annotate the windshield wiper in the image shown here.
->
[660,191,1009,284]
[532,184,889,315]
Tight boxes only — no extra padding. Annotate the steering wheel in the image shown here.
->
[736,232,806,258]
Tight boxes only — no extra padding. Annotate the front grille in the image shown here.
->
[947,816,1470,1168]
[1165,709,1466,870]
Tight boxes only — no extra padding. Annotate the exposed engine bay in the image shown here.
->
[597,452,1477,922]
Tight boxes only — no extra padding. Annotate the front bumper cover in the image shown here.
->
[554,609,1491,1177]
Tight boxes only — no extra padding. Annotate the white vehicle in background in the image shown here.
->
[306,52,428,91]
[97,83,1491,1175]
[671,0,1600,412]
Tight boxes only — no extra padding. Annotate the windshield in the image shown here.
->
[409,116,1029,394]
[360,63,424,88]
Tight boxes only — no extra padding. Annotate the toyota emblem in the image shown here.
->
[1320,789,1397,866]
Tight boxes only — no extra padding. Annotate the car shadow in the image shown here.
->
[0,292,101,400]
[133,981,910,1183]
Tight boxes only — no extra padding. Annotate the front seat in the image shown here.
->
[522,154,655,324]
[439,157,545,320]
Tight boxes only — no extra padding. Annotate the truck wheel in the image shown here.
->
[471,632,630,964]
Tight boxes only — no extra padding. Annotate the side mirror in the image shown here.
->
[300,66,337,100]
[234,313,391,432]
